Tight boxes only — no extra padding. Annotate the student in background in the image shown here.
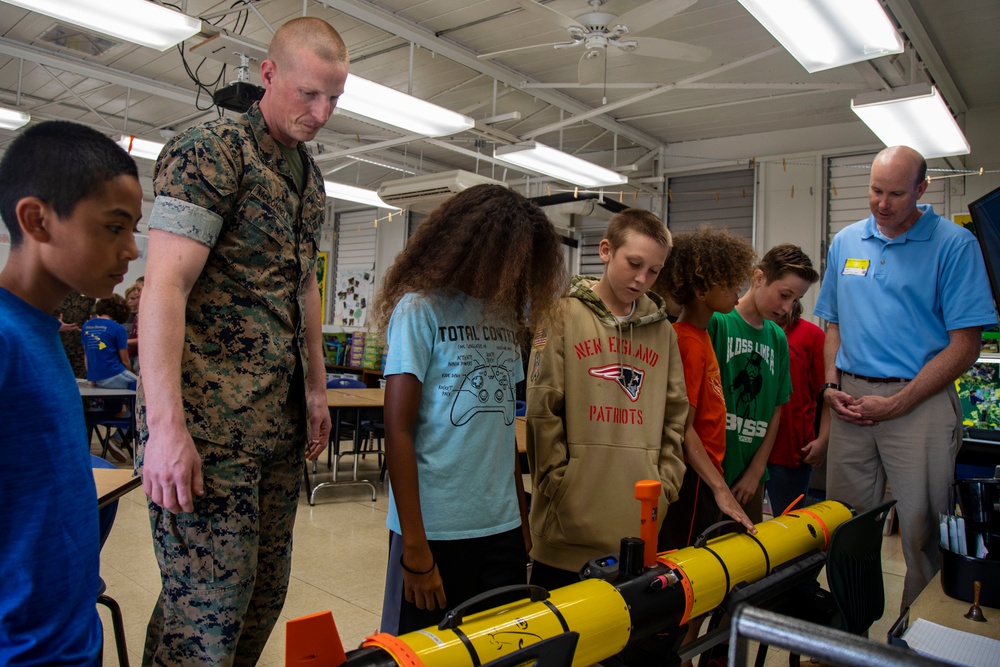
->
[124,281,141,370]
[372,184,567,634]
[55,291,95,378]
[0,120,141,666]
[83,294,137,390]
[766,300,829,515]
[658,228,758,552]
[709,244,818,522]
[527,209,688,591]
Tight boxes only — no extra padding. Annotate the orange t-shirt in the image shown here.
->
[673,321,727,473]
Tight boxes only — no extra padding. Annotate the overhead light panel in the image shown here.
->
[851,84,970,159]
[4,0,202,51]
[325,181,400,210]
[0,106,30,130]
[337,75,475,137]
[737,0,903,72]
[118,135,165,161]
[494,142,628,188]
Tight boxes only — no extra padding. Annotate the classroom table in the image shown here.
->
[891,571,1000,642]
[306,388,385,505]
[94,467,141,509]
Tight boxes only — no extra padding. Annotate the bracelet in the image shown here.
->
[400,554,436,575]
[820,382,841,396]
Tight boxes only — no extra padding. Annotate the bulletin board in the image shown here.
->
[333,269,373,328]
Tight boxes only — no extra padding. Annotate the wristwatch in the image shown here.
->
[820,382,841,397]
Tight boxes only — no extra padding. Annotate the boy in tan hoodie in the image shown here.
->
[526,209,688,590]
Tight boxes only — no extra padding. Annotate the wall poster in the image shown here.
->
[333,268,373,328]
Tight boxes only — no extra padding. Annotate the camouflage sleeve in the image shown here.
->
[148,196,223,248]
[150,125,240,247]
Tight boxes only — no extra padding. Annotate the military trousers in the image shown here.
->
[142,431,304,666]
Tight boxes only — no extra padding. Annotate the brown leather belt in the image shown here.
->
[842,370,910,383]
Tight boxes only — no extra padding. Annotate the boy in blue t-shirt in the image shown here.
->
[0,121,141,666]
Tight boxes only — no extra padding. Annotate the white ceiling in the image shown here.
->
[1,0,998,204]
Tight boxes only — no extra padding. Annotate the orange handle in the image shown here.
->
[635,480,661,568]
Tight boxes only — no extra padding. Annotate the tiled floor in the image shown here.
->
[94,443,909,667]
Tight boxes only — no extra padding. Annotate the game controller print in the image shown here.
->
[450,352,516,426]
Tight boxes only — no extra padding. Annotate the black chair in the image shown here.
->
[784,499,898,666]
[84,398,133,462]
[91,455,130,667]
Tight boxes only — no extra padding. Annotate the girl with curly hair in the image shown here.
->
[374,184,567,635]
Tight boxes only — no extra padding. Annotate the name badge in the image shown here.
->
[842,258,870,276]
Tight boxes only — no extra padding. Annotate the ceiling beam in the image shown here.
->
[314,0,665,151]
[521,47,783,140]
[0,37,198,106]
[883,0,968,113]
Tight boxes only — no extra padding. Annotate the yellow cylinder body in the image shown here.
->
[400,579,631,667]
[333,502,854,667]
[659,500,853,620]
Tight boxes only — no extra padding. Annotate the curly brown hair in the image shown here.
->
[94,294,130,324]
[658,227,756,306]
[758,243,819,285]
[371,184,568,333]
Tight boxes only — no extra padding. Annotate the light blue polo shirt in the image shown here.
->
[384,291,524,540]
[814,204,998,379]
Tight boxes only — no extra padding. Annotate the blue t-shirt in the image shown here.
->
[0,288,101,667]
[384,292,525,540]
[815,204,998,379]
[81,318,128,382]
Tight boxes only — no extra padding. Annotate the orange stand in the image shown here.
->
[286,611,347,667]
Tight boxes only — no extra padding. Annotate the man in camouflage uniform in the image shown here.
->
[54,290,94,378]
[136,17,343,665]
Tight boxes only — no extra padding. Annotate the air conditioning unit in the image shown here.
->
[377,170,507,213]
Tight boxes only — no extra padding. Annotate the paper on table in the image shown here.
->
[902,618,1000,667]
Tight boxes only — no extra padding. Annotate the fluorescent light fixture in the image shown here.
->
[0,106,30,130]
[118,135,165,161]
[851,84,970,159]
[337,75,475,137]
[4,0,202,51]
[494,142,628,188]
[324,181,400,210]
[737,0,903,72]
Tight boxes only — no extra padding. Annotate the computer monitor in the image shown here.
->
[968,184,1000,317]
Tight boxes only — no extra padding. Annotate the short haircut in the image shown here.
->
[268,17,348,67]
[758,243,819,285]
[0,121,138,248]
[604,208,671,253]
[94,294,131,324]
[660,227,756,306]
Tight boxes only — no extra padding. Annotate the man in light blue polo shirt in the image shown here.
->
[814,145,998,611]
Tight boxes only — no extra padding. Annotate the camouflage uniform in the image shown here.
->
[54,291,95,378]
[136,102,324,666]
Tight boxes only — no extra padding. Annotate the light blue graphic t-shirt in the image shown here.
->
[384,291,524,540]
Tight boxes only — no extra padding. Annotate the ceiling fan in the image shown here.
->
[479,0,711,85]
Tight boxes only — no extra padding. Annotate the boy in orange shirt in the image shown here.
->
[657,228,757,550]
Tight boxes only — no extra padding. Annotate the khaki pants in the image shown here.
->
[826,375,962,611]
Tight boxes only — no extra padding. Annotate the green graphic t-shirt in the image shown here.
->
[709,310,791,486]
